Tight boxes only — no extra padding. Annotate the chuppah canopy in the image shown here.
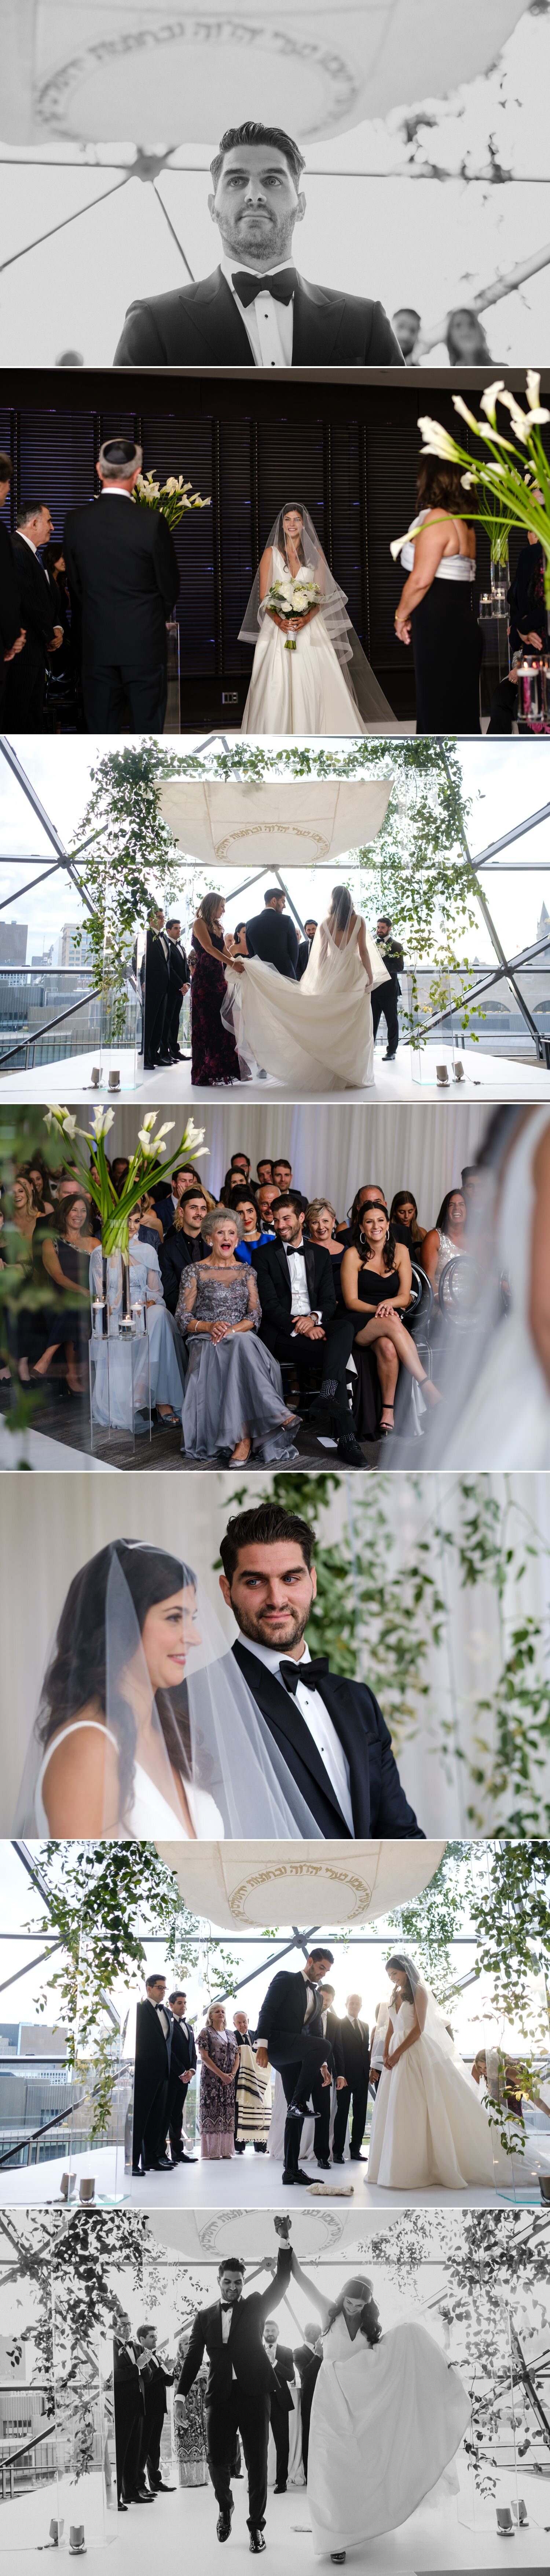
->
[155,776,393,872]
[3,4,525,142]
[155,1838,446,1930]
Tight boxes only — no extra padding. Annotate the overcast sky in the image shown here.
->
[1,737,549,968]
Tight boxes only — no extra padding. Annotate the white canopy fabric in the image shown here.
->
[147,2207,356,2258]
[154,1838,446,1929]
[155,777,393,871]
[3,5,525,142]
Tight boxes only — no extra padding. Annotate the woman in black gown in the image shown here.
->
[190,891,241,1087]
[40,1188,99,1390]
[341,1201,441,1438]
[393,456,481,733]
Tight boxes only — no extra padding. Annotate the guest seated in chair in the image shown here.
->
[90,1203,187,1431]
[177,1204,299,1465]
[341,1201,441,1439]
[158,1185,210,1314]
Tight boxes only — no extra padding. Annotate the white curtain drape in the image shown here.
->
[91,1101,490,1228]
[3,1467,549,1837]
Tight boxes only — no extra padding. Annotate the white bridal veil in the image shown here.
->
[238,503,393,725]
[13,1539,323,1840]
[386,1954,466,2067]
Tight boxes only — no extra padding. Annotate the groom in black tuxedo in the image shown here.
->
[255,1949,336,2183]
[114,121,405,367]
[176,2226,293,2550]
[245,887,298,978]
[219,1499,424,1841]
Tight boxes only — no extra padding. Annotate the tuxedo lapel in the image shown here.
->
[304,1241,317,1304]
[184,270,255,364]
[292,277,348,365]
[232,1641,349,1831]
[274,1240,292,1304]
[314,1677,372,1835]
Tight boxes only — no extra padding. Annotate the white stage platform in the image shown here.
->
[4,2137,548,2213]
[1,1041,549,1106]
[0,1424,115,1470]
[2,2463,549,2574]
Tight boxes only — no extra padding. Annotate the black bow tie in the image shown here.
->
[231,266,296,307]
[279,1658,330,1696]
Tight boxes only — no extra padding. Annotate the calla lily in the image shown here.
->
[480,382,506,425]
[90,1105,115,1138]
[417,418,462,460]
[452,396,481,434]
[137,1128,158,1154]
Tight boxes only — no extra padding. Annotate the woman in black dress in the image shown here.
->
[393,456,481,732]
[190,892,241,1087]
[341,1201,441,1438]
[40,1188,99,1391]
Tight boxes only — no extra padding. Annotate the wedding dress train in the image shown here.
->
[367,1998,497,2188]
[224,914,388,1092]
[308,2313,469,2558]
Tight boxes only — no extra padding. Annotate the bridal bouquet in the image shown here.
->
[134,471,210,530]
[265,572,322,648]
[43,1105,208,1262]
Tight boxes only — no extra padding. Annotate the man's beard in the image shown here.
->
[233,1597,311,1651]
[223,214,293,266]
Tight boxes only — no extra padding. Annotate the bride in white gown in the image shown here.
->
[239,504,394,736]
[367,1954,498,2189]
[289,2255,469,2562]
[224,884,390,1091]
[14,1540,326,1843]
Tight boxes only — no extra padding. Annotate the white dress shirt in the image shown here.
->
[155,2002,170,2042]
[284,1241,321,1325]
[241,1634,354,1833]
[220,2304,238,2377]
[219,251,294,367]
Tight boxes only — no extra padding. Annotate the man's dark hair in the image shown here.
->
[264,886,284,906]
[136,2323,155,2342]
[169,1989,187,2005]
[273,1157,292,1172]
[271,1193,300,1217]
[165,916,181,932]
[217,2255,246,2278]
[231,1150,250,1167]
[220,1501,315,1586]
[0,452,12,482]
[146,1972,165,1991]
[308,1946,334,1966]
[377,914,392,930]
[461,1165,477,1183]
[210,122,305,193]
[16,502,48,528]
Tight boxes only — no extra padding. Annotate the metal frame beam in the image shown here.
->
[437,739,548,1061]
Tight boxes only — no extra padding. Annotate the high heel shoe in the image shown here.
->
[378,1407,394,1436]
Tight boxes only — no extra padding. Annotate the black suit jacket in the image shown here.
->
[256,1968,324,2054]
[159,1224,207,1314]
[177,2247,292,2404]
[254,1236,337,1339]
[144,927,170,1008]
[296,936,313,982]
[339,2014,371,2086]
[113,2339,145,2411]
[322,2008,345,2078]
[231,1640,423,1841]
[11,534,55,677]
[267,2341,295,2411]
[0,524,22,652]
[167,936,190,995]
[169,2014,197,2077]
[62,496,179,667]
[114,269,405,367]
[135,1997,172,2081]
[245,909,298,979]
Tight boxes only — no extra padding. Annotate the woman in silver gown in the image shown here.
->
[176,1205,299,1464]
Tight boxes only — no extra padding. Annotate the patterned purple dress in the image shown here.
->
[197,2024,239,2158]
[191,927,241,1087]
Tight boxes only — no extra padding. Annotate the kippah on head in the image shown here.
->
[98,437,143,477]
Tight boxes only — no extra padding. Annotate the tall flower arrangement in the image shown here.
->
[44,1105,208,1261]
[391,372,550,598]
[133,472,210,530]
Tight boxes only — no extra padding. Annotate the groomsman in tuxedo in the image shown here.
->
[114,123,405,366]
[255,1947,336,2183]
[293,2326,323,2481]
[142,907,170,1069]
[166,1988,197,2165]
[296,918,318,980]
[313,1983,347,2169]
[164,917,190,1062]
[370,915,404,1062]
[255,1196,364,1465]
[245,888,298,979]
[262,2320,295,2493]
[219,1498,424,1840]
[132,1973,173,2176]
[135,2326,176,2493]
[333,1992,371,2164]
[7,502,63,727]
[63,437,179,731]
[0,454,27,721]
[175,2224,293,2550]
[113,2317,149,2508]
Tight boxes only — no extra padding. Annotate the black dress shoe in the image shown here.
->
[217,2500,234,2542]
[274,2482,287,2494]
[332,2156,344,2165]
[316,2157,331,2170]
[383,1050,397,1062]
[131,2164,145,2176]
[294,2166,312,2185]
[349,2151,368,2162]
[249,2533,266,2554]
[117,2502,128,2513]
[150,2480,176,2493]
[282,2168,295,2185]
[337,1432,364,1466]
[148,2157,173,2171]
